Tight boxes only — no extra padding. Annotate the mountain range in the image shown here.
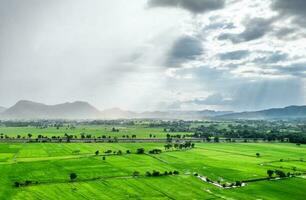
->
[0,100,306,120]
[218,105,306,119]
[0,106,6,113]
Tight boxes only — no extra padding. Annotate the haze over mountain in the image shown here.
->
[1,100,306,120]
[0,100,231,120]
[218,105,306,119]
[0,106,6,113]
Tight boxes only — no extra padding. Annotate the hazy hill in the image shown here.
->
[0,106,6,113]
[218,105,306,119]
[0,100,233,120]
[100,108,137,119]
[138,110,232,120]
[1,100,101,119]
[4,100,305,120]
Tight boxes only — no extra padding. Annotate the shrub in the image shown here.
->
[235,181,242,187]
[25,180,32,185]
[133,171,140,177]
[70,173,77,181]
[104,150,112,154]
[152,170,160,177]
[275,170,286,178]
[173,170,179,175]
[267,169,274,178]
[14,182,20,187]
[137,148,145,154]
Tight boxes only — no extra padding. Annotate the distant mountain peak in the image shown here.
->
[1,100,101,119]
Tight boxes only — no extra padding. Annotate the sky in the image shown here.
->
[0,0,306,111]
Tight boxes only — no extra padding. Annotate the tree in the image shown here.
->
[28,133,32,138]
[235,181,242,187]
[152,170,160,177]
[70,173,77,181]
[102,156,106,160]
[133,171,140,177]
[95,150,99,156]
[256,153,260,157]
[137,148,145,154]
[267,169,274,178]
[275,170,286,178]
[214,136,219,143]
[14,182,20,187]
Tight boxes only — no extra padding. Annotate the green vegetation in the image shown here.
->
[0,120,305,199]
[0,142,304,199]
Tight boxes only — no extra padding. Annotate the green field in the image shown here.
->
[0,142,305,199]
[0,125,191,139]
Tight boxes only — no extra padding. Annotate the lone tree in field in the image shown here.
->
[95,150,99,156]
[267,169,274,178]
[256,153,260,157]
[70,173,77,181]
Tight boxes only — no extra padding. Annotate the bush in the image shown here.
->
[146,171,152,177]
[275,170,286,178]
[14,182,20,187]
[104,150,112,154]
[25,180,32,185]
[133,171,140,177]
[137,148,145,154]
[235,181,242,187]
[152,170,160,177]
[173,170,179,175]
[70,173,77,181]
[267,169,274,177]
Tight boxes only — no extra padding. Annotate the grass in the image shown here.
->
[0,142,305,199]
[0,125,191,139]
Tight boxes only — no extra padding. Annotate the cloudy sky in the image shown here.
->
[0,0,306,111]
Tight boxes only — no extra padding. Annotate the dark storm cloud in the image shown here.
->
[219,50,249,60]
[166,36,203,67]
[219,17,275,43]
[147,0,225,14]
[272,0,306,27]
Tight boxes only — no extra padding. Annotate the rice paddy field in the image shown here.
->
[0,125,191,139]
[0,142,305,199]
